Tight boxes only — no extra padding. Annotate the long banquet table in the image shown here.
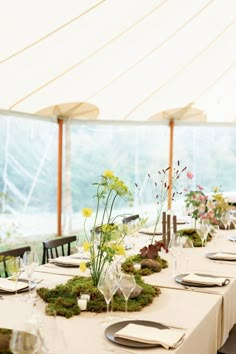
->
[0,279,221,354]
[0,228,236,353]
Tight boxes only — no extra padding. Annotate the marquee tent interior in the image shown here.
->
[1,0,236,121]
[0,0,236,239]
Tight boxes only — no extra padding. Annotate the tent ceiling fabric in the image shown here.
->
[1,0,236,122]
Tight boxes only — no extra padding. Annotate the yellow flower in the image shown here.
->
[82,208,93,217]
[83,242,91,252]
[213,186,219,193]
[79,262,87,272]
[103,170,114,178]
[114,244,125,256]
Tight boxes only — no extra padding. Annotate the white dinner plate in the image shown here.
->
[228,235,236,242]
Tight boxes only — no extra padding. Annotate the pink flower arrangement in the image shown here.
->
[185,173,228,226]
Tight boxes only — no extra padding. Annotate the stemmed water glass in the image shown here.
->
[198,223,209,247]
[118,273,136,313]
[75,236,84,258]
[6,256,23,297]
[168,233,183,276]
[180,236,194,249]
[10,330,39,354]
[221,212,230,230]
[229,210,236,229]
[97,270,119,314]
[22,251,39,301]
[179,236,194,273]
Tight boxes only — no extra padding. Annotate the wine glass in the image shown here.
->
[118,273,136,312]
[179,236,194,273]
[168,233,183,276]
[229,210,236,229]
[221,212,230,230]
[6,256,23,296]
[75,236,83,258]
[97,271,116,314]
[10,330,39,354]
[197,222,209,248]
[208,224,220,249]
[22,251,39,300]
[180,236,194,248]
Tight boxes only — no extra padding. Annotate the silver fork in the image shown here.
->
[182,285,219,294]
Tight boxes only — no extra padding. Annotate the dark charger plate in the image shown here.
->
[105,319,168,348]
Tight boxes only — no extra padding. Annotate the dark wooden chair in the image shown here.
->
[162,212,177,247]
[122,214,139,224]
[42,235,77,264]
[218,324,236,354]
[0,246,31,277]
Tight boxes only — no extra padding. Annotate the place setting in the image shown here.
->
[205,252,236,261]
[0,278,36,295]
[48,256,83,267]
[175,273,230,288]
[48,239,90,268]
[0,252,39,297]
[105,319,185,350]
[100,266,186,351]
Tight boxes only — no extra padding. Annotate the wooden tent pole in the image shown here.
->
[168,120,174,210]
[57,118,63,236]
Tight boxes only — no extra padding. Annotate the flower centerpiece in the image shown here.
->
[182,173,229,245]
[81,170,132,286]
[185,175,229,226]
[211,186,230,223]
[135,161,187,244]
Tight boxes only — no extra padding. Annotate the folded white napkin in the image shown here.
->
[212,252,236,260]
[182,273,229,286]
[114,323,185,349]
[49,256,81,266]
[0,278,28,292]
[70,252,90,260]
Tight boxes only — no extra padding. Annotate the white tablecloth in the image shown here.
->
[0,287,221,354]
[0,228,235,353]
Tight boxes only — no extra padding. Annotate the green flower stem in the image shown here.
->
[101,189,113,225]
[108,193,118,223]
[83,218,89,242]
[92,185,101,232]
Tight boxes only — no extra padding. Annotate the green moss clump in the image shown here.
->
[177,228,212,247]
[121,254,168,275]
[37,275,160,317]
[37,284,80,318]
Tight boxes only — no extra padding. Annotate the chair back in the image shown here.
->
[42,235,76,264]
[162,212,177,247]
[0,246,31,277]
[122,214,139,224]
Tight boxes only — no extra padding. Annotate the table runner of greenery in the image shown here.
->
[37,275,161,318]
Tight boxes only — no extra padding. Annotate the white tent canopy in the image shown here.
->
[1,0,236,122]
